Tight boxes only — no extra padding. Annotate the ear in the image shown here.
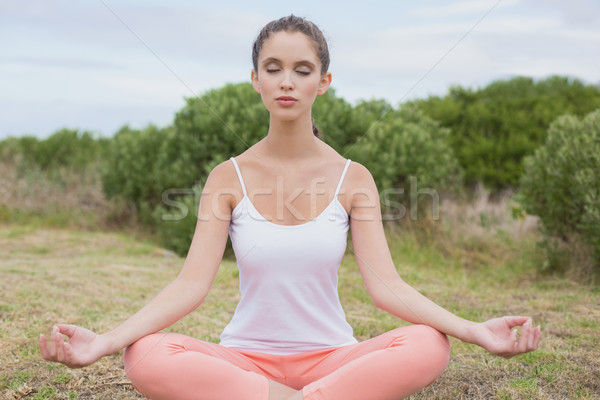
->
[251,70,261,94]
[317,72,332,96]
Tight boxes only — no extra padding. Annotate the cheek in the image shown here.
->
[258,77,278,94]
[301,79,321,96]
[256,79,276,109]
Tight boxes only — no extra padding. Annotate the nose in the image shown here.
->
[280,72,294,91]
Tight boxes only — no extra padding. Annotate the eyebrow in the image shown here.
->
[261,57,316,69]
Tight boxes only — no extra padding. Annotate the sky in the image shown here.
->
[1,0,599,140]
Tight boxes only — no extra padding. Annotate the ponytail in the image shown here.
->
[311,118,322,139]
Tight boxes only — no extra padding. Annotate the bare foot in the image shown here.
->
[269,380,299,400]
[284,391,304,400]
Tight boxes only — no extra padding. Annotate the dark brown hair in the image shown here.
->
[252,15,329,138]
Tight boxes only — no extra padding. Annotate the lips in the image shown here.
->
[276,96,297,107]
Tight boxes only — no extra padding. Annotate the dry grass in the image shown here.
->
[0,162,132,231]
[1,213,599,399]
[439,185,539,240]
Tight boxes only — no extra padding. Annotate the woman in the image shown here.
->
[39,15,541,400]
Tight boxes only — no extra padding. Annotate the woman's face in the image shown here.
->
[251,31,331,122]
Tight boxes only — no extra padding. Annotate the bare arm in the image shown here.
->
[39,161,236,367]
[348,163,541,358]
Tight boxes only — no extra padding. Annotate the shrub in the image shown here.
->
[99,83,269,253]
[519,109,600,277]
[0,129,109,172]
[101,124,172,221]
[0,136,38,166]
[151,185,201,257]
[312,90,391,153]
[138,83,268,253]
[35,129,108,170]
[169,82,269,179]
[347,104,463,219]
[415,76,600,189]
[349,98,394,143]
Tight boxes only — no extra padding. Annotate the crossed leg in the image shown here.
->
[123,325,450,400]
[300,325,450,399]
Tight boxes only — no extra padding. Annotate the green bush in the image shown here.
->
[348,98,394,144]
[0,129,109,172]
[519,108,600,275]
[100,83,269,253]
[36,129,108,170]
[347,104,463,219]
[151,184,201,257]
[312,90,391,153]
[169,82,269,179]
[0,136,38,166]
[101,124,172,221]
[415,76,600,189]
[143,83,267,253]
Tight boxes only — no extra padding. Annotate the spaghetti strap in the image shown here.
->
[230,157,247,197]
[334,159,351,197]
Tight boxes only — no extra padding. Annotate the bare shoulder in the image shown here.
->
[202,159,244,209]
[205,159,236,186]
[344,160,378,194]
[340,160,380,213]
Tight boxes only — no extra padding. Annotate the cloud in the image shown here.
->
[409,0,519,19]
[520,0,600,27]
[0,56,123,71]
[328,1,599,104]
[0,98,175,138]
[1,1,598,139]
[1,1,265,67]
[95,75,189,106]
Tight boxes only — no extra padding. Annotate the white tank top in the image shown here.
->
[219,157,357,354]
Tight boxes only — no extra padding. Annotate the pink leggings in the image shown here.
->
[123,324,450,400]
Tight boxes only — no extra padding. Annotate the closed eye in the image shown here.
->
[296,70,310,76]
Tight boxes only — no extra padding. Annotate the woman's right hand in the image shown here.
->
[39,324,113,368]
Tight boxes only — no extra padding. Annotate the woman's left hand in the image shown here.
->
[472,316,541,358]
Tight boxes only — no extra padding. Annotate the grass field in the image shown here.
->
[1,205,599,400]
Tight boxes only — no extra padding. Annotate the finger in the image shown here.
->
[54,329,66,362]
[56,324,78,338]
[520,319,532,352]
[503,316,529,330]
[527,321,536,349]
[523,323,540,353]
[39,334,50,360]
[63,342,77,367]
[45,331,57,359]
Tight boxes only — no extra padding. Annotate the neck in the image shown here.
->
[263,115,320,161]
